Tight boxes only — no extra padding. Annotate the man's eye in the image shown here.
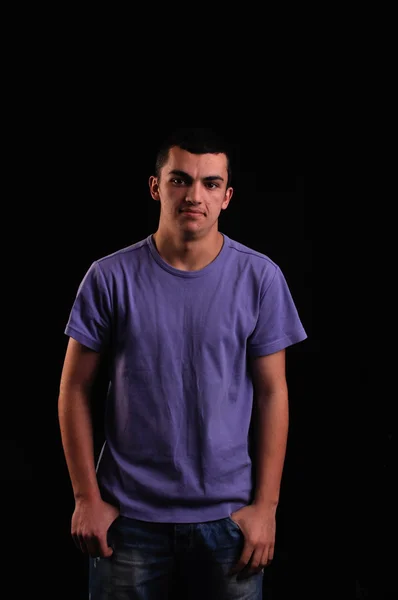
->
[206,183,218,189]
[171,178,185,185]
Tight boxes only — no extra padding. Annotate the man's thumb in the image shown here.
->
[100,540,113,557]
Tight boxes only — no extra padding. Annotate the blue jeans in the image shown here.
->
[89,515,264,599]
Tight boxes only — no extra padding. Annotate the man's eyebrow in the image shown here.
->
[169,169,224,182]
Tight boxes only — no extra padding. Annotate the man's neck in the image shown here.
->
[152,230,224,272]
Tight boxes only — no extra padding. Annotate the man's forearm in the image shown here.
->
[58,387,101,501]
[252,388,289,510]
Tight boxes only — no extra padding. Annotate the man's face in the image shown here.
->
[149,146,233,236]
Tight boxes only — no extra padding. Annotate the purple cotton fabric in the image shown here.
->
[65,233,307,522]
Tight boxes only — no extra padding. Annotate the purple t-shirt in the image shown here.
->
[65,233,307,522]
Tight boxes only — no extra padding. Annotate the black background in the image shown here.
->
[1,5,394,591]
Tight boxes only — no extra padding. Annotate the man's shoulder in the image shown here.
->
[224,234,279,272]
[94,236,150,272]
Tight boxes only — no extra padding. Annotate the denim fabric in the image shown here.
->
[89,515,263,599]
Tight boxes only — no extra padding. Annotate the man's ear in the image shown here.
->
[221,186,233,210]
[149,176,160,200]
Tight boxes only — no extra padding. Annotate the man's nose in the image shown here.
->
[185,181,202,204]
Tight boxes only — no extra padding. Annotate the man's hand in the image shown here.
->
[229,504,276,578]
[71,497,120,558]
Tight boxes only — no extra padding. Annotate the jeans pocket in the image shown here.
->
[227,515,242,533]
[106,515,121,548]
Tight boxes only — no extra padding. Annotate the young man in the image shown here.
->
[58,128,307,599]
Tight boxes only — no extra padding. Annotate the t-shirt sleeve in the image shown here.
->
[247,265,307,357]
[64,261,112,352]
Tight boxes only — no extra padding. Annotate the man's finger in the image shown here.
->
[97,536,113,558]
[234,546,266,579]
[81,535,97,557]
[74,534,87,554]
[229,543,253,575]
[268,545,274,562]
[247,546,265,575]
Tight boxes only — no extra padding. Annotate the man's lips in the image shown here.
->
[180,209,203,214]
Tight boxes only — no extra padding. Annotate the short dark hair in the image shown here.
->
[155,127,232,188]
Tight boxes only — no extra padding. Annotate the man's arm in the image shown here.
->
[249,349,289,511]
[58,337,103,502]
[229,349,289,576]
[58,337,119,557]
